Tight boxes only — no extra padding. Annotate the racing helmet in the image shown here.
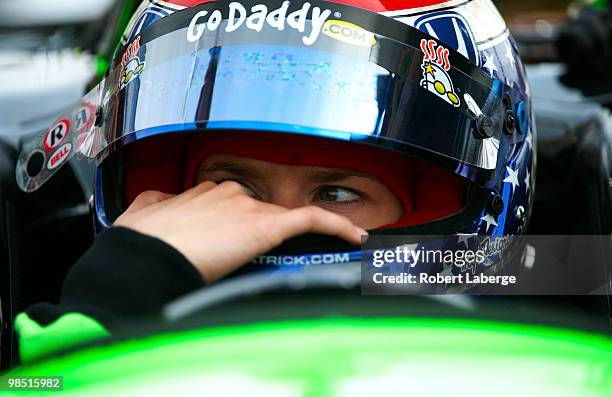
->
[17,0,536,284]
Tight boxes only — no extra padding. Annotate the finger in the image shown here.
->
[124,190,175,214]
[190,180,253,205]
[254,201,287,214]
[170,181,218,205]
[276,206,368,246]
[208,180,251,198]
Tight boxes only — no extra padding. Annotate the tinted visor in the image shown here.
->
[17,0,506,193]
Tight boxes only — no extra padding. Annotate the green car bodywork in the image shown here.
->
[2,317,610,396]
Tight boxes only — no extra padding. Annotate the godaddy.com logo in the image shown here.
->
[187,1,332,46]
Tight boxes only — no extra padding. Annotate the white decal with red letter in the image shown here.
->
[43,119,70,152]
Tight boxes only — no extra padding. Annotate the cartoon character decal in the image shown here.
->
[420,38,460,108]
[120,36,145,90]
[120,57,145,90]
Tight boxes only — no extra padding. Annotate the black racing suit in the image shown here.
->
[15,227,204,363]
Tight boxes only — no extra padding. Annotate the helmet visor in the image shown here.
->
[17,0,507,192]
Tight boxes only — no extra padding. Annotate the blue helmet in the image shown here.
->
[17,0,535,287]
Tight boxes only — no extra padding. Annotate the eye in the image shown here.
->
[216,179,261,200]
[314,186,361,204]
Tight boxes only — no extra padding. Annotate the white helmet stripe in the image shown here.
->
[380,0,470,18]
[150,0,186,10]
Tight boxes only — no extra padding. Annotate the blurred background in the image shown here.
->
[0,0,128,140]
[500,0,575,62]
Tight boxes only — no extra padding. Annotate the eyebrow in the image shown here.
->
[306,168,381,184]
[201,161,266,180]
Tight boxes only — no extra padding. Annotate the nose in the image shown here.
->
[268,181,307,209]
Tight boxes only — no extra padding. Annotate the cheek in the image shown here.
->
[355,197,403,230]
[329,194,403,230]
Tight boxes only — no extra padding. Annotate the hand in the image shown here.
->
[114,182,367,283]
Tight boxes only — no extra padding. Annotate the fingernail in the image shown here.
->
[355,226,368,236]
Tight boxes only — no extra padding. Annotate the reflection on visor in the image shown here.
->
[16,0,509,193]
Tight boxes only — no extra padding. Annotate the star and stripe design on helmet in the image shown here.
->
[503,163,532,198]
[478,133,535,235]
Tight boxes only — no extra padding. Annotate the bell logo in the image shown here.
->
[47,143,72,170]
[322,20,376,47]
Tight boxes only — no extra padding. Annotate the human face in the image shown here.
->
[196,154,404,230]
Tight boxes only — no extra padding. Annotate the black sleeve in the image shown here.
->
[25,227,205,331]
